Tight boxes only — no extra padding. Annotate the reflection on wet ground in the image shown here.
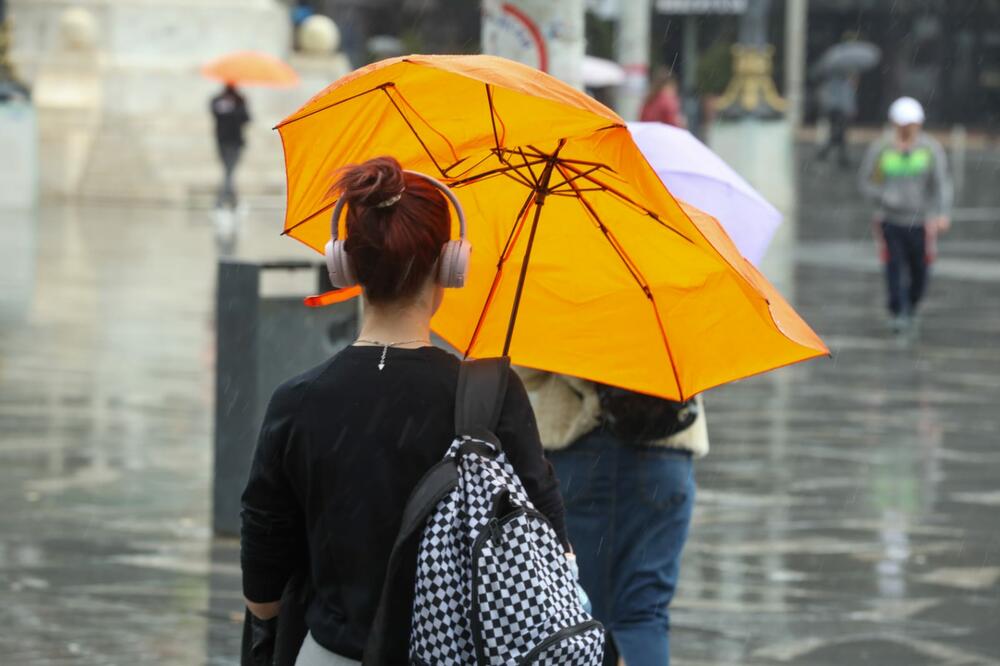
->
[1,158,999,664]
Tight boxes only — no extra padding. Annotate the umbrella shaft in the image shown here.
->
[502,161,555,356]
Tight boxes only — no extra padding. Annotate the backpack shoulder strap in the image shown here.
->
[455,356,511,438]
[362,458,458,666]
[362,357,511,665]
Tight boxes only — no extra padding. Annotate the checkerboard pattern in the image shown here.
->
[409,436,604,665]
[525,624,606,665]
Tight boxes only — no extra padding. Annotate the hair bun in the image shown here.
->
[335,156,406,209]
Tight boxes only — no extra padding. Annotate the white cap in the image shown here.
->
[888,96,925,126]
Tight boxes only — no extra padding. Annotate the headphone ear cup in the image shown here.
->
[325,239,358,288]
[438,239,472,288]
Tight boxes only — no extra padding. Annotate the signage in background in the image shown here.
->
[481,0,585,90]
[655,0,747,14]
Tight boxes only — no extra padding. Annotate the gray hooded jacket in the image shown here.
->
[858,132,952,225]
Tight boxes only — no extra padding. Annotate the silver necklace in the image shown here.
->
[355,338,431,371]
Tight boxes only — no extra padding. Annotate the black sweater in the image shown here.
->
[240,345,567,660]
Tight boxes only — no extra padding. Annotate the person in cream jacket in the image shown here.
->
[518,369,706,666]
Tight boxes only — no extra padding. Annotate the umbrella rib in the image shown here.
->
[498,188,538,262]
[442,151,497,182]
[273,83,389,129]
[386,86,467,173]
[282,200,336,236]
[514,148,542,188]
[557,166,646,288]
[486,84,505,151]
[485,83,527,187]
[448,158,544,189]
[557,165,684,397]
[524,146,620,173]
[379,87,451,177]
[464,188,537,357]
[548,165,605,193]
[558,161,695,244]
[548,188,605,195]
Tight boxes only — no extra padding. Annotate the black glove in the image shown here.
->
[248,612,278,665]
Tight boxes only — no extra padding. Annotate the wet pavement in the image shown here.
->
[1,152,999,664]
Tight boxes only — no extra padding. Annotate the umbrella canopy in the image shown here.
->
[582,55,626,88]
[202,50,299,87]
[628,122,781,266]
[813,41,881,76]
[276,54,827,399]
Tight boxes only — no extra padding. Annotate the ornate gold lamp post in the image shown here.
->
[716,0,785,120]
[707,0,796,297]
[716,44,786,119]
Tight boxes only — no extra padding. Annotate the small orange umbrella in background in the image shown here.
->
[201,50,299,87]
[275,55,827,400]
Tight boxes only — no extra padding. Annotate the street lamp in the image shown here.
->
[716,0,784,119]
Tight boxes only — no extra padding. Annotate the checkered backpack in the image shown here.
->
[363,358,605,666]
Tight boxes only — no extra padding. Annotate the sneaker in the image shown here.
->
[890,314,910,336]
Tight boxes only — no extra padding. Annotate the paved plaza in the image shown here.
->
[1,156,999,664]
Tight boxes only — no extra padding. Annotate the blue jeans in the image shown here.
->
[549,429,695,666]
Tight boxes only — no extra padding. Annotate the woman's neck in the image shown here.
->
[357,301,432,346]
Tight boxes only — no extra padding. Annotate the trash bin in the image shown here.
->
[213,259,358,536]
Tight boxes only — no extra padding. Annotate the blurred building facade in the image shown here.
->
[647,0,1000,129]
[7,0,352,203]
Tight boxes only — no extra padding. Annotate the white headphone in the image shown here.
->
[324,170,472,290]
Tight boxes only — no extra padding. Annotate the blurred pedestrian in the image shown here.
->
[815,71,857,168]
[640,68,687,128]
[521,370,708,666]
[240,157,569,665]
[210,83,250,209]
[858,96,952,336]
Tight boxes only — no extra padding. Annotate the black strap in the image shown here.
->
[455,357,511,438]
[362,357,511,665]
[362,458,458,666]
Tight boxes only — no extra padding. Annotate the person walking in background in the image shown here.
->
[858,96,952,337]
[520,370,708,666]
[210,83,251,209]
[816,71,857,168]
[640,68,687,128]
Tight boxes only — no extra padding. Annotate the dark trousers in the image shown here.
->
[818,111,849,166]
[882,221,929,316]
[218,142,243,208]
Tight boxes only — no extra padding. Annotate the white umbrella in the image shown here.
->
[814,41,881,76]
[582,55,626,88]
[629,121,782,266]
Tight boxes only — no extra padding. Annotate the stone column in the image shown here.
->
[710,0,795,296]
[615,0,651,119]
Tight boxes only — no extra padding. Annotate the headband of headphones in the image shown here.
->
[329,170,467,241]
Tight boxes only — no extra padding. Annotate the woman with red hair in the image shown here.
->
[239,157,568,665]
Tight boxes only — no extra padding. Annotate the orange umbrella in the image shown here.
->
[202,50,299,87]
[275,55,827,400]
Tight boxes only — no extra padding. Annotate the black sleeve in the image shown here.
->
[240,380,307,603]
[237,97,251,125]
[496,369,570,549]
